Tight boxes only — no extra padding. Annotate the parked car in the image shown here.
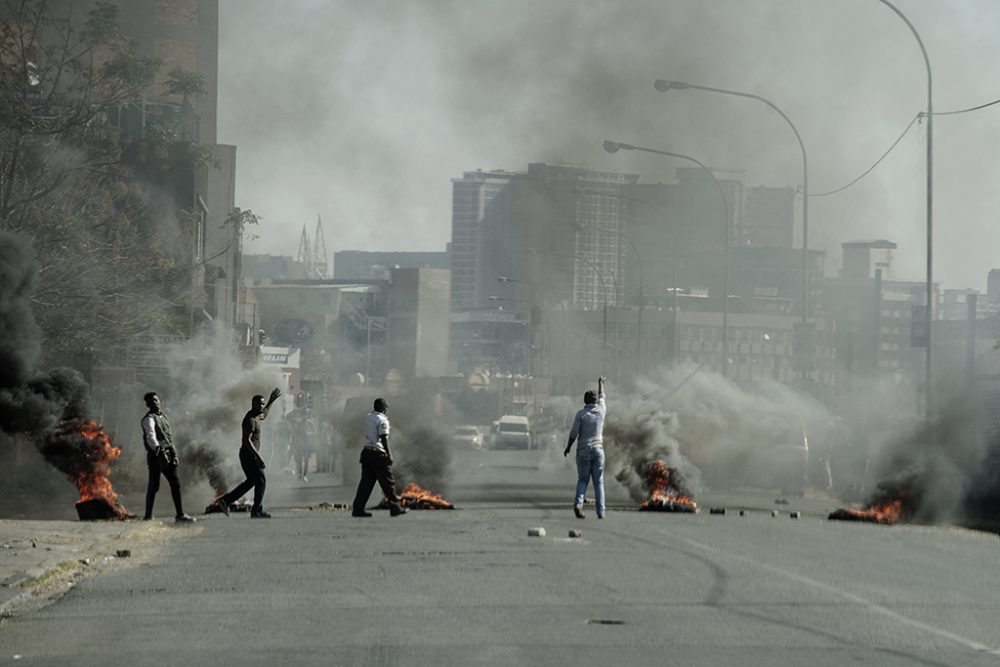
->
[454,425,483,450]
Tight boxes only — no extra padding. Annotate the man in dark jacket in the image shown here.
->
[141,392,195,523]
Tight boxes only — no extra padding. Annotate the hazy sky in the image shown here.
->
[217,0,1000,292]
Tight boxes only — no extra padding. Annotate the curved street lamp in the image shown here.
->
[874,0,933,417]
[604,140,731,377]
[654,78,810,329]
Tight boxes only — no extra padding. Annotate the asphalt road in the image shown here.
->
[1,448,999,666]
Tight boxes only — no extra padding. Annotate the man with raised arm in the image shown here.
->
[564,376,607,519]
[214,388,282,519]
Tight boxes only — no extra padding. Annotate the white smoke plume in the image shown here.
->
[561,363,833,503]
[161,331,285,494]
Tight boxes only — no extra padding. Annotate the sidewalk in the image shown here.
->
[0,518,198,617]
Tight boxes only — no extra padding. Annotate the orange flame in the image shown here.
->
[62,419,129,517]
[397,483,454,510]
[832,499,903,525]
[639,460,697,512]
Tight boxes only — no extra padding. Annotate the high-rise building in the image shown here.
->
[388,268,451,378]
[987,269,1000,305]
[450,170,517,310]
[452,163,639,312]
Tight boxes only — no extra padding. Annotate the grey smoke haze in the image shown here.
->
[220,0,1000,291]
[858,391,999,524]
[557,364,830,502]
[162,332,285,493]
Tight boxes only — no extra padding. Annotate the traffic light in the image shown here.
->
[295,391,305,408]
[305,392,314,411]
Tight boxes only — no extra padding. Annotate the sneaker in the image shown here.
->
[574,506,585,519]
[175,514,196,523]
[352,511,373,518]
[301,475,309,483]
[597,513,605,519]
[215,498,230,516]
[250,511,272,519]
[390,506,408,517]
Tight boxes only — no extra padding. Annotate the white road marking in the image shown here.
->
[681,536,1000,657]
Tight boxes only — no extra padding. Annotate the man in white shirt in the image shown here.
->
[351,398,407,517]
[141,392,194,523]
[564,377,607,519]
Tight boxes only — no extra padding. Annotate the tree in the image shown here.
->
[0,0,203,362]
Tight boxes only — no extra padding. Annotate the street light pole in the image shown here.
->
[874,0,933,417]
[654,79,810,326]
[604,140,730,377]
[489,295,532,377]
[497,275,568,387]
[525,247,613,352]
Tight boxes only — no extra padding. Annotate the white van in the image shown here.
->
[493,415,532,450]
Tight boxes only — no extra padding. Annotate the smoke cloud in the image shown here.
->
[161,332,286,494]
[220,0,1000,292]
[856,390,1000,526]
[555,363,832,503]
[0,231,126,510]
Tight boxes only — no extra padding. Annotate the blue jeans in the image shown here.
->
[575,446,605,515]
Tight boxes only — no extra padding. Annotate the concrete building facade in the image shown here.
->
[388,268,451,378]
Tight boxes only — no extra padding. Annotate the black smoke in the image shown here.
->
[857,391,1000,527]
[392,423,452,492]
[175,435,229,496]
[0,231,123,510]
[605,407,700,502]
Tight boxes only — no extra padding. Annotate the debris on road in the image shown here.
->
[311,502,349,511]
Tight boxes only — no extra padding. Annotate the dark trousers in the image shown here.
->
[145,453,184,519]
[221,447,267,513]
[352,448,400,513]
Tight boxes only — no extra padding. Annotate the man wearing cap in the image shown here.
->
[351,398,407,518]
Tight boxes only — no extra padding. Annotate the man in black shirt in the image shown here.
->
[214,388,281,518]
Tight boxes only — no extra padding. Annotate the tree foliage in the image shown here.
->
[0,0,206,362]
